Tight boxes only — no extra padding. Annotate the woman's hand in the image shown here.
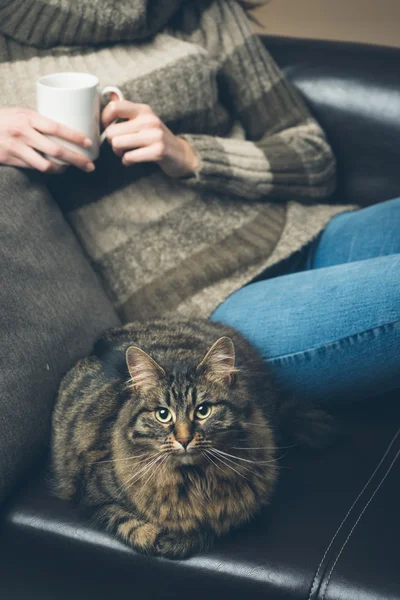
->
[0,107,95,173]
[102,101,198,178]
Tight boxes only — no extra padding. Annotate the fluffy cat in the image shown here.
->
[51,318,333,559]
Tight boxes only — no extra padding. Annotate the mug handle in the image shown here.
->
[100,86,124,144]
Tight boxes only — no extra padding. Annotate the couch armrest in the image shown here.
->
[263,36,400,206]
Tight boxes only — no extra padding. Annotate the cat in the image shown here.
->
[51,318,333,559]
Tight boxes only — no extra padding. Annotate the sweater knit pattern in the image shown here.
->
[0,0,357,321]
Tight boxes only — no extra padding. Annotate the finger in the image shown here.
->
[122,143,165,166]
[108,91,121,102]
[39,162,68,174]
[101,101,152,128]
[106,113,162,140]
[112,130,162,154]
[48,164,69,174]
[30,114,92,149]
[10,141,63,173]
[6,156,31,169]
[7,154,65,173]
[25,128,95,172]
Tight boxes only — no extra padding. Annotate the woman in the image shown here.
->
[0,0,398,406]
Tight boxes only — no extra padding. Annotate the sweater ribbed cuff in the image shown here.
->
[179,134,233,184]
[180,129,336,202]
[179,133,272,199]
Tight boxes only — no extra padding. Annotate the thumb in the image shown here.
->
[108,91,120,102]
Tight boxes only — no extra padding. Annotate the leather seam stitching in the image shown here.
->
[307,427,400,600]
[320,443,400,600]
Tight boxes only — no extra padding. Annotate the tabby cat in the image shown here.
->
[52,318,332,559]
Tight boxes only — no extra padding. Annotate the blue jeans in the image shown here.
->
[211,197,400,404]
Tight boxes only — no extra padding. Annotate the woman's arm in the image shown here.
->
[174,0,336,202]
[103,0,336,202]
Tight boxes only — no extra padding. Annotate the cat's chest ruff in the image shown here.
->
[138,470,258,530]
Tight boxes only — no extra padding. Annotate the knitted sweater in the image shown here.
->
[0,0,357,321]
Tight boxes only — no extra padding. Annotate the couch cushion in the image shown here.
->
[0,166,120,505]
[0,393,399,600]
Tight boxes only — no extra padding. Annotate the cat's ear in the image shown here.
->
[197,337,237,386]
[126,346,165,391]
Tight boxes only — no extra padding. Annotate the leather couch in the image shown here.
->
[1,36,399,600]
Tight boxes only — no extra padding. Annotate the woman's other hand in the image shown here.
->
[102,101,198,178]
[0,107,95,173]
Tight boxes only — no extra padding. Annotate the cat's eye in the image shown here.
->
[155,408,172,424]
[195,404,212,420]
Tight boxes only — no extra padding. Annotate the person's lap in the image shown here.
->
[211,198,400,404]
[2,166,398,406]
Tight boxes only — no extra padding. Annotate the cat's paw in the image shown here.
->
[154,529,213,560]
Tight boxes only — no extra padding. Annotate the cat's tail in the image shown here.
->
[276,396,337,450]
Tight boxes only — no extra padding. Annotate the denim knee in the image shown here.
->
[310,197,400,268]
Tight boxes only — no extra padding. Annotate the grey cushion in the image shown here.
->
[0,167,120,505]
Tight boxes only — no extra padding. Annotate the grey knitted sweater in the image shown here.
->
[0,0,356,321]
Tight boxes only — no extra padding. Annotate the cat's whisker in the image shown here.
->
[97,452,155,464]
[210,449,265,476]
[232,444,298,451]
[206,450,250,481]
[145,453,170,487]
[120,466,161,496]
[116,454,163,496]
[116,457,160,496]
[203,451,228,476]
[212,448,276,465]
[209,448,276,479]
[141,452,171,485]
[126,452,167,467]
[242,422,277,427]
[155,459,169,486]
[275,451,290,462]
[193,444,212,450]
[118,456,165,497]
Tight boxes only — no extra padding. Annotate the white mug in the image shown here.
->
[36,72,123,164]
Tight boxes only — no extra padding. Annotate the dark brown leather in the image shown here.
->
[265,36,400,207]
[1,36,400,600]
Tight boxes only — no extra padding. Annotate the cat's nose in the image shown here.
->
[178,438,190,450]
